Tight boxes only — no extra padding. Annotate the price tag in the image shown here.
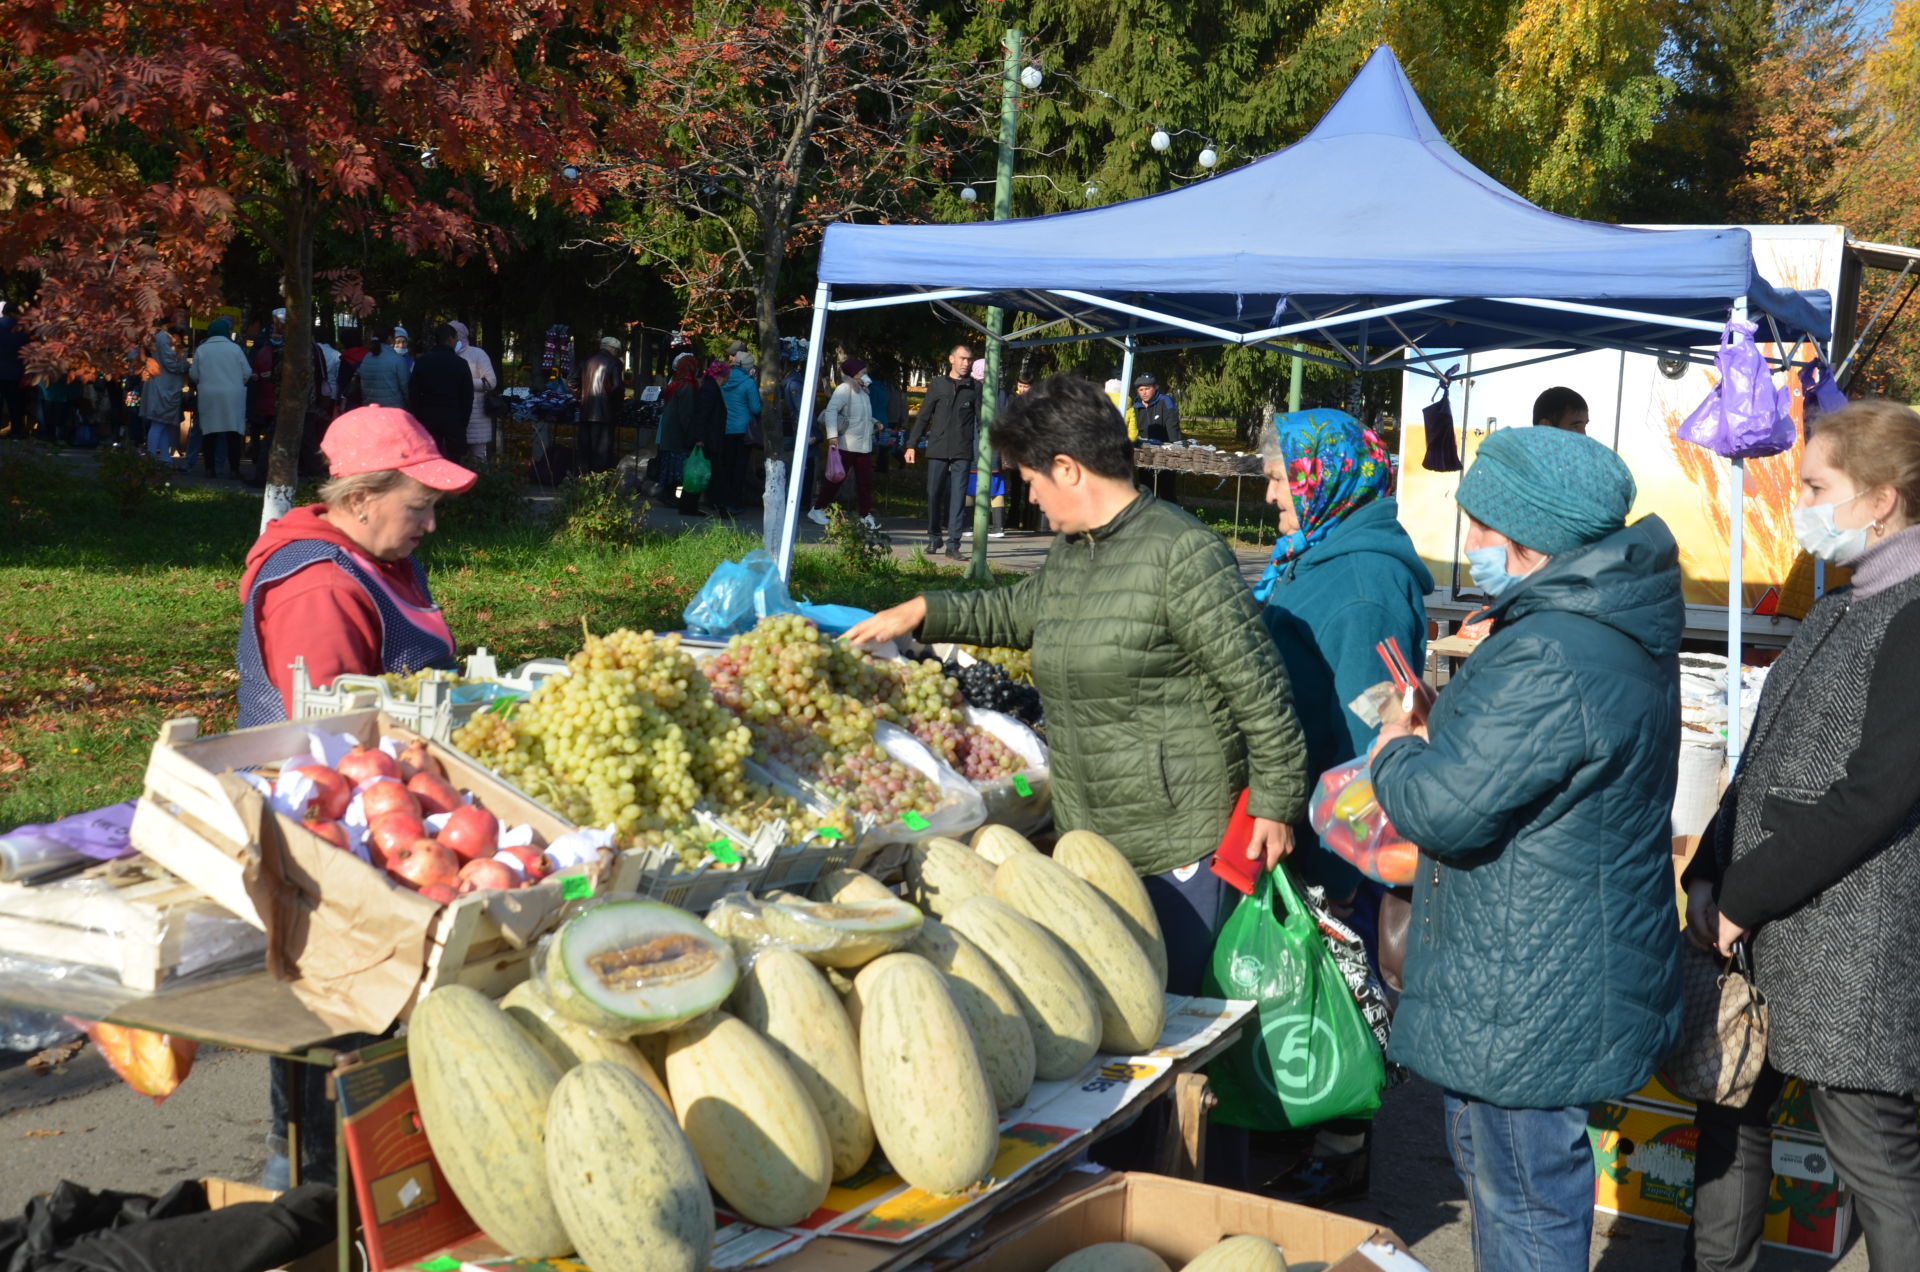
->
[706,838,743,864]
[417,1259,462,1271]
[813,827,844,841]
[1011,773,1033,797]
[901,810,931,832]
[560,875,593,900]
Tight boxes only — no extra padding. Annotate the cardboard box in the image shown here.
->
[948,1172,1413,1272]
[1623,1072,1825,1137]
[201,1178,337,1272]
[1588,1101,1853,1258]
[334,1040,479,1272]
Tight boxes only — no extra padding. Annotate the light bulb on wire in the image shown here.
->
[1084,182,1100,202]
[1149,128,1171,153]
[960,185,978,202]
[1020,64,1044,90]
[1198,147,1218,170]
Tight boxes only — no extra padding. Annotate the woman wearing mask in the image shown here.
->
[1253,408,1431,1205]
[450,321,496,463]
[1682,401,1920,1272]
[1369,426,1684,1272]
[806,357,879,529]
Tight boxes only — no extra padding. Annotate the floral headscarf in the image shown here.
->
[704,358,732,383]
[663,351,699,401]
[1251,408,1391,602]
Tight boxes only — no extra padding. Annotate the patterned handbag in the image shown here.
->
[1662,938,1769,1107]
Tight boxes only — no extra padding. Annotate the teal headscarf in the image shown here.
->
[1251,408,1392,602]
[206,317,233,340]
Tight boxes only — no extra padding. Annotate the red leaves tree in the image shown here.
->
[3,0,664,522]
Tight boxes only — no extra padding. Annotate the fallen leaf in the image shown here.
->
[0,747,24,773]
[24,1129,63,1138]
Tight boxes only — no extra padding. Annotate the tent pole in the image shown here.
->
[1120,337,1136,411]
[1726,297,1746,772]
[970,26,1023,581]
[778,283,833,580]
[1288,345,1303,412]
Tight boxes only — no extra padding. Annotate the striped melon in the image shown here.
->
[732,949,875,1181]
[904,837,997,915]
[817,868,898,906]
[944,897,1100,1080]
[855,954,1000,1196]
[1183,1235,1290,1272]
[664,1011,833,1227]
[545,1062,712,1272]
[910,916,1036,1112]
[541,900,738,1036]
[1046,1244,1171,1272]
[1052,829,1169,988]
[970,823,1040,866]
[995,853,1165,1054]
[501,981,671,1112]
[408,986,571,1257]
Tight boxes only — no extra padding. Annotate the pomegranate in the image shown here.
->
[359,778,420,823]
[438,805,500,863]
[302,819,349,850]
[406,771,462,817]
[388,838,459,889]
[457,858,520,893]
[290,765,352,821]
[500,843,552,882]
[417,883,457,905]
[336,743,400,787]
[398,740,444,781]
[368,812,428,865]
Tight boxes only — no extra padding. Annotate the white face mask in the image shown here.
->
[1792,492,1870,564]
[455,340,466,353]
[860,373,872,386]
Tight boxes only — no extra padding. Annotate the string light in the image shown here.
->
[960,185,978,202]
[1149,128,1171,152]
[1198,147,1218,169]
[1019,63,1044,90]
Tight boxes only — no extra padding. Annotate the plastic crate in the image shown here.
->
[630,809,778,915]
[288,650,570,743]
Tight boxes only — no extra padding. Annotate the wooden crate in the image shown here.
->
[0,856,266,991]
[129,711,642,1018]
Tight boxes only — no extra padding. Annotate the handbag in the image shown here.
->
[1377,886,1413,992]
[1677,319,1796,460]
[1661,938,1769,1107]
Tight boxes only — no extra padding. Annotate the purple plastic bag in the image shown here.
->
[1798,359,1848,430]
[1677,320,1796,460]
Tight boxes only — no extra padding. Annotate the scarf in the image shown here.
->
[663,353,698,402]
[1251,408,1392,602]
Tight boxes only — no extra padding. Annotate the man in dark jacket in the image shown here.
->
[1128,372,1183,503]
[408,324,473,459]
[1370,426,1683,1272]
[577,335,625,473]
[904,343,979,558]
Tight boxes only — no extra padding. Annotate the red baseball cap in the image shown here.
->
[320,406,477,493]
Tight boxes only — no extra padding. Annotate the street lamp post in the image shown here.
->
[969,28,1024,580]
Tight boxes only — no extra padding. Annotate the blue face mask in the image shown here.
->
[1466,544,1520,597]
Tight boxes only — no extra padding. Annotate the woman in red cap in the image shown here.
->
[237,404,477,729]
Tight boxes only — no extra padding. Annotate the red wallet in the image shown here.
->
[1209,788,1264,895]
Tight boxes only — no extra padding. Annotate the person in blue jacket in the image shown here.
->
[718,342,763,509]
[1252,407,1430,1205]
[1369,426,1683,1272]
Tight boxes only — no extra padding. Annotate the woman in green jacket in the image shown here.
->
[846,374,1309,991]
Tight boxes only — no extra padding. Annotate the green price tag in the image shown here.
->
[901,810,931,832]
[1011,774,1033,798]
[706,838,743,864]
[560,875,592,900]
[813,827,844,841]
[417,1259,462,1271]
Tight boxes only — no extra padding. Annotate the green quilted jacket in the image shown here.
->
[920,493,1308,876]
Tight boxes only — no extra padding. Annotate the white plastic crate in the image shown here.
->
[287,649,570,742]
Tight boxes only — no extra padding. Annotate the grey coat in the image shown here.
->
[189,335,251,435]
[139,332,188,424]
[1712,572,1920,1094]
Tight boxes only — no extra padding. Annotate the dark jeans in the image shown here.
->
[925,456,970,550]
[201,431,243,477]
[1444,1092,1594,1272]
[1688,1065,1920,1271]
[814,448,875,517]
[715,432,753,507]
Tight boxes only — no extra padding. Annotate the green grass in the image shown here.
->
[0,445,991,828]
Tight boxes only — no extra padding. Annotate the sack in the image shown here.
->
[1677,320,1796,460]
[824,445,846,483]
[1203,867,1386,1131]
[1798,358,1848,429]
[682,444,712,495]
[682,549,798,638]
[1661,938,1769,1107]
[1308,757,1420,885]
[1420,374,1462,473]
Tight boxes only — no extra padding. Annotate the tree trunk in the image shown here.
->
[757,215,786,415]
[260,184,317,531]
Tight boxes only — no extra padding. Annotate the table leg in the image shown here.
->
[1155,1072,1215,1181]
[282,1056,303,1189]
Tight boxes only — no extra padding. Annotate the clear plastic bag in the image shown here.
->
[703,890,921,969]
[961,707,1051,834]
[1306,757,1420,886]
[863,722,987,848]
[682,549,800,638]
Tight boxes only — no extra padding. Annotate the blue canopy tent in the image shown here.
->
[778,45,1831,765]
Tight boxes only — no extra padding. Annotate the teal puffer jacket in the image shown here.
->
[1372,517,1685,1108]
[920,493,1308,876]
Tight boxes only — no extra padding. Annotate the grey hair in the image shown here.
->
[319,468,410,510]
[1256,418,1287,469]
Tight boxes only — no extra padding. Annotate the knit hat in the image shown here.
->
[1456,426,1635,555]
[840,357,867,378]
[206,317,233,340]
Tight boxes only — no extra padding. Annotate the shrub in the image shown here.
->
[557,469,644,545]
[95,446,173,515]
[823,505,891,571]
[0,445,68,534]
[438,463,531,532]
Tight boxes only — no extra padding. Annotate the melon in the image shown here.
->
[501,981,671,1111]
[408,986,571,1257]
[944,897,1100,1080]
[1045,1244,1171,1272]
[970,823,1040,866]
[910,916,1036,1112]
[545,1062,712,1272]
[904,837,997,915]
[664,1011,833,1227]
[995,853,1165,1054]
[1183,1235,1290,1272]
[1053,829,1169,988]
[732,949,874,1181]
[855,954,1000,1196]
[817,868,898,906]
[540,900,737,1037]
[705,892,922,968]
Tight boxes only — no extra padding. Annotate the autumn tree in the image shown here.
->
[3,0,665,524]
[1732,0,1867,223]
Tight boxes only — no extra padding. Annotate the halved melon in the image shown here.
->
[540,900,738,1037]
[705,892,923,969]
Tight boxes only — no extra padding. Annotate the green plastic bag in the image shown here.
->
[1203,866,1385,1130]
[682,444,712,495]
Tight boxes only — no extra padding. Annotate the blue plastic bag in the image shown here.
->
[797,601,875,636]
[682,550,799,637]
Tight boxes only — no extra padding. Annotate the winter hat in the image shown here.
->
[840,357,867,378]
[600,336,623,353]
[206,317,233,340]
[1457,426,1635,555]
[1133,372,1156,388]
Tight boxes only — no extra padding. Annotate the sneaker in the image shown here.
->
[806,508,829,527]
[927,540,944,555]
[988,529,1007,539]
[960,529,973,539]
[859,515,881,530]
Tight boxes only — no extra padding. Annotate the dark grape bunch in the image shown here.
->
[947,659,1045,730]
